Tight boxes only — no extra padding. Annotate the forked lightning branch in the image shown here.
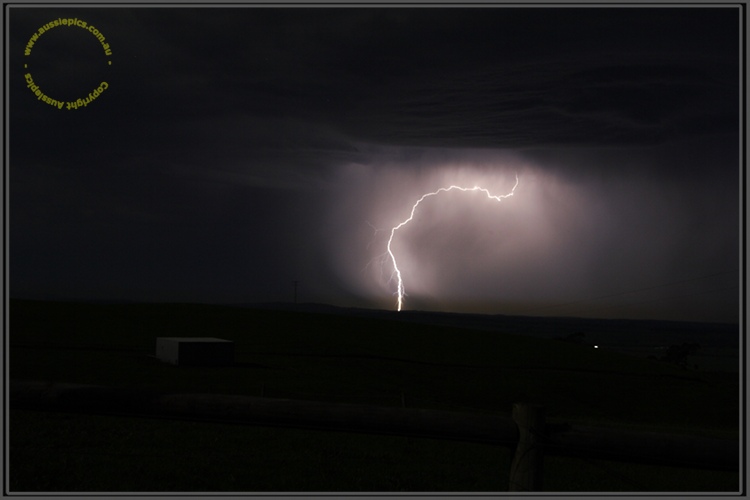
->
[385,174,519,311]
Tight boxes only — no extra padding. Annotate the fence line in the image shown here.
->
[10,380,740,488]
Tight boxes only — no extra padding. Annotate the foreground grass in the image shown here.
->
[8,300,741,492]
[9,410,739,492]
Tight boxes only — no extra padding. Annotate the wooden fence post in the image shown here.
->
[509,403,545,491]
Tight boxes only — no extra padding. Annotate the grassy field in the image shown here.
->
[8,300,741,492]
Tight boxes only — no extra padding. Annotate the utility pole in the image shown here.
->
[292,280,299,304]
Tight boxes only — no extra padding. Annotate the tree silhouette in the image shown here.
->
[660,342,701,368]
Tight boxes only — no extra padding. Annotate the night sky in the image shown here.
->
[8,6,742,323]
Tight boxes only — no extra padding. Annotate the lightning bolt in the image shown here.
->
[386,173,519,311]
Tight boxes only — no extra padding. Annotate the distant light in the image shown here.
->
[594,345,599,349]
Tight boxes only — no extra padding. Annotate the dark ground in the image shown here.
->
[6,299,742,492]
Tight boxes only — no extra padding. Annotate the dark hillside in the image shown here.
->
[8,300,741,491]
[9,299,739,430]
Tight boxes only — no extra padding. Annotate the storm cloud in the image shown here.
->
[8,6,741,323]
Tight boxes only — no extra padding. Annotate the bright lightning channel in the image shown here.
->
[386,173,519,311]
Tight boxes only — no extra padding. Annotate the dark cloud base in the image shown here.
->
[8,6,742,324]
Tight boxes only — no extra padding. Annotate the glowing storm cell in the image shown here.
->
[386,174,519,311]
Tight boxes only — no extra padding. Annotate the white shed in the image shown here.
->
[156,337,234,366]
